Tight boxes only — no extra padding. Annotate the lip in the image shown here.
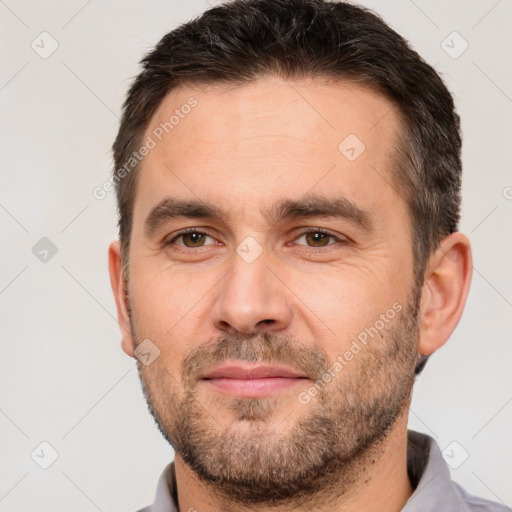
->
[202,362,305,379]
[202,362,308,397]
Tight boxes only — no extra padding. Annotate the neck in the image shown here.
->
[173,406,414,512]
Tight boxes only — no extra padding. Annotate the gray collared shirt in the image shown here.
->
[136,429,510,512]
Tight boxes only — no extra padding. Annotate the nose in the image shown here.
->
[211,248,293,335]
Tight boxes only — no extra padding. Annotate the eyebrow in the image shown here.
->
[144,194,373,237]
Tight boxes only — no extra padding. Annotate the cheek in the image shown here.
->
[130,264,188,330]
[129,268,213,372]
[288,267,403,355]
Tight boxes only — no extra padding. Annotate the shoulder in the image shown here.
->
[405,430,510,512]
[452,481,511,512]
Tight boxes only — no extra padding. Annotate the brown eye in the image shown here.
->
[304,232,332,247]
[168,230,215,248]
[181,232,207,247]
[295,229,340,248]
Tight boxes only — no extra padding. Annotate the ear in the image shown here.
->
[417,232,472,356]
[108,240,135,358]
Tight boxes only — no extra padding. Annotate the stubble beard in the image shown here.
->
[132,290,420,508]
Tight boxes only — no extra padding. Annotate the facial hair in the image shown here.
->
[131,288,421,508]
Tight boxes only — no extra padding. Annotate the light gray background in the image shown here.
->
[1,1,511,511]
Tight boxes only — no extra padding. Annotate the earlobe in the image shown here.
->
[417,232,472,356]
[108,240,136,358]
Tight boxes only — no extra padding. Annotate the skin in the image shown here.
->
[109,76,472,512]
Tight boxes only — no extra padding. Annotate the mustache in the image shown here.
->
[181,332,330,389]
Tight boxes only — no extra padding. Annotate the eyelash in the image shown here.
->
[165,227,348,251]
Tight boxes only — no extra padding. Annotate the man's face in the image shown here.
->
[125,77,420,503]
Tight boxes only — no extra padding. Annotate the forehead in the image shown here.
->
[135,76,404,225]
[149,76,398,156]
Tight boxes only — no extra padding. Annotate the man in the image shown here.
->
[108,1,509,511]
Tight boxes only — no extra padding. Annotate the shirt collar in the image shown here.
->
[148,460,178,512]
[402,429,461,511]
